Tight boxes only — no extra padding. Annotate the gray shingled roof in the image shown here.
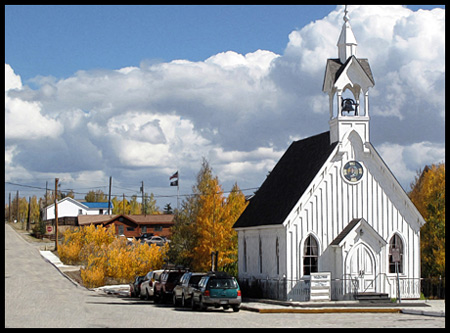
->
[325,56,375,87]
[233,131,338,228]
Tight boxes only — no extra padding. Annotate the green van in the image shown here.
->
[191,271,241,312]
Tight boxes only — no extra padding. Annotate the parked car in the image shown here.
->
[129,275,145,297]
[136,233,154,242]
[145,236,166,246]
[140,270,164,300]
[172,272,206,307]
[191,272,241,312]
[154,269,186,303]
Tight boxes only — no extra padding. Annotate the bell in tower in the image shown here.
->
[322,6,375,145]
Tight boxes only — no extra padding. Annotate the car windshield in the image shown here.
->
[207,278,237,289]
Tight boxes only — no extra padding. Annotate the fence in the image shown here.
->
[238,276,357,301]
[421,277,445,299]
[238,276,445,301]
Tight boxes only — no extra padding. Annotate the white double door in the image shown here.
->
[347,243,376,293]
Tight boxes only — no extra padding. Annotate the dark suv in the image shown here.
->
[191,272,241,312]
[154,269,186,303]
[172,272,206,307]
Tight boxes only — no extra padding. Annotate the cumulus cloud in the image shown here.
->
[5,5,445,197]
[5,64,63,141]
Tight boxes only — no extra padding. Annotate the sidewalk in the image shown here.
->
[240,298,445,317]
[39,249,445,317]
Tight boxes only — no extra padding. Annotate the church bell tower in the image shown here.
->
[322,6,375,145]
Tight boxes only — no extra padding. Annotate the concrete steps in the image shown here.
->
[355,292,391,303]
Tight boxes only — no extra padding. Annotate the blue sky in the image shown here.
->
[5,5,445,209]
[5,5,444,83]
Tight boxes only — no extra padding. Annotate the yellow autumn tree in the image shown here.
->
[192,177,225,272]
[409,163,445,278]
[221,183,248,275]
[190,161,248,273]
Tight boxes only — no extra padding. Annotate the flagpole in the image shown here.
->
[177,174,179,212]
[170,171,180,212]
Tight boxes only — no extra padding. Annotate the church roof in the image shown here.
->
[233,131,338,228]
[322,57,374,93]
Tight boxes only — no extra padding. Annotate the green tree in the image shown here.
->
[143,193,160,215]
[129,195,141,215]
[163,203,173,214]
[168,158,213,268]
[85,190,107,202]
[409,163,445,278]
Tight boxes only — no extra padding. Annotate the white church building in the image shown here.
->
[233,8,426,301]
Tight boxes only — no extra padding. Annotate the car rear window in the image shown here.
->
[189,275,203,285]
[207,278,237,289]
[167,272,183,283]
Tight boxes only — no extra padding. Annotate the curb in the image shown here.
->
[400,309,445,317]
[240,305,400,314]
[39,250,87,289]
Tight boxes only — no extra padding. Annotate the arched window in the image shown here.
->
[243,238,247,272]
[303,235,319,275]
[276,237,280,275]
[258,237,263,274]
[389,234,404,274]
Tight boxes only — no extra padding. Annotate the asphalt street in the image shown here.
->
[4,223,445,328]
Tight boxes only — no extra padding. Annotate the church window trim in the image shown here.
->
[302,234,320,277]
[258,236,263,274]
[276,237,280,275]
[388,233,404,274]
[243,237,247,273]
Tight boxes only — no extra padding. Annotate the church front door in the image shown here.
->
[347,243,376,293]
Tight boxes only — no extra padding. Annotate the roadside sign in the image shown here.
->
[47,226,53,233]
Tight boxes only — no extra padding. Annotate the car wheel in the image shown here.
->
[181,294,186,307]
[232,306,240,312]
[145,288,150,300]
[191,295,197,310]
[199,296,207,311]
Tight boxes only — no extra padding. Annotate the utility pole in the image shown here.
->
[141,181,145,215]
[27,196,31,231]
[16,190,19,224]
[108,176,112,215]
[45,181,48,206]
[8,193,11,223]
[54,178,59,251]
[123,193,125,215]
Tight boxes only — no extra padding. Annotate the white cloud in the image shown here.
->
[378,141,445,190]
[5,64,22,91]
[5,65,63,141]
[4,5,445,198]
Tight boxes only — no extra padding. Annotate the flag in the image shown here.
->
[170,171,178,186]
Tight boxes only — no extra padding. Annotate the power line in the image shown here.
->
[5,181,259,201]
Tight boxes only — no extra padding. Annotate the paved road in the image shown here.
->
[5,224,445,328]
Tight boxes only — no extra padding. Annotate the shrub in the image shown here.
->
[58,225,167,287]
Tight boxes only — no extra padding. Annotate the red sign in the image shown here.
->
[46,226,53,233]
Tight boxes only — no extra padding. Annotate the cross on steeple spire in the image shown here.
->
[337,5,357,63]
[344,5,349,22]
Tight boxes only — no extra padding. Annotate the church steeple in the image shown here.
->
[322,5,375,145]
[337,6,358,63]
